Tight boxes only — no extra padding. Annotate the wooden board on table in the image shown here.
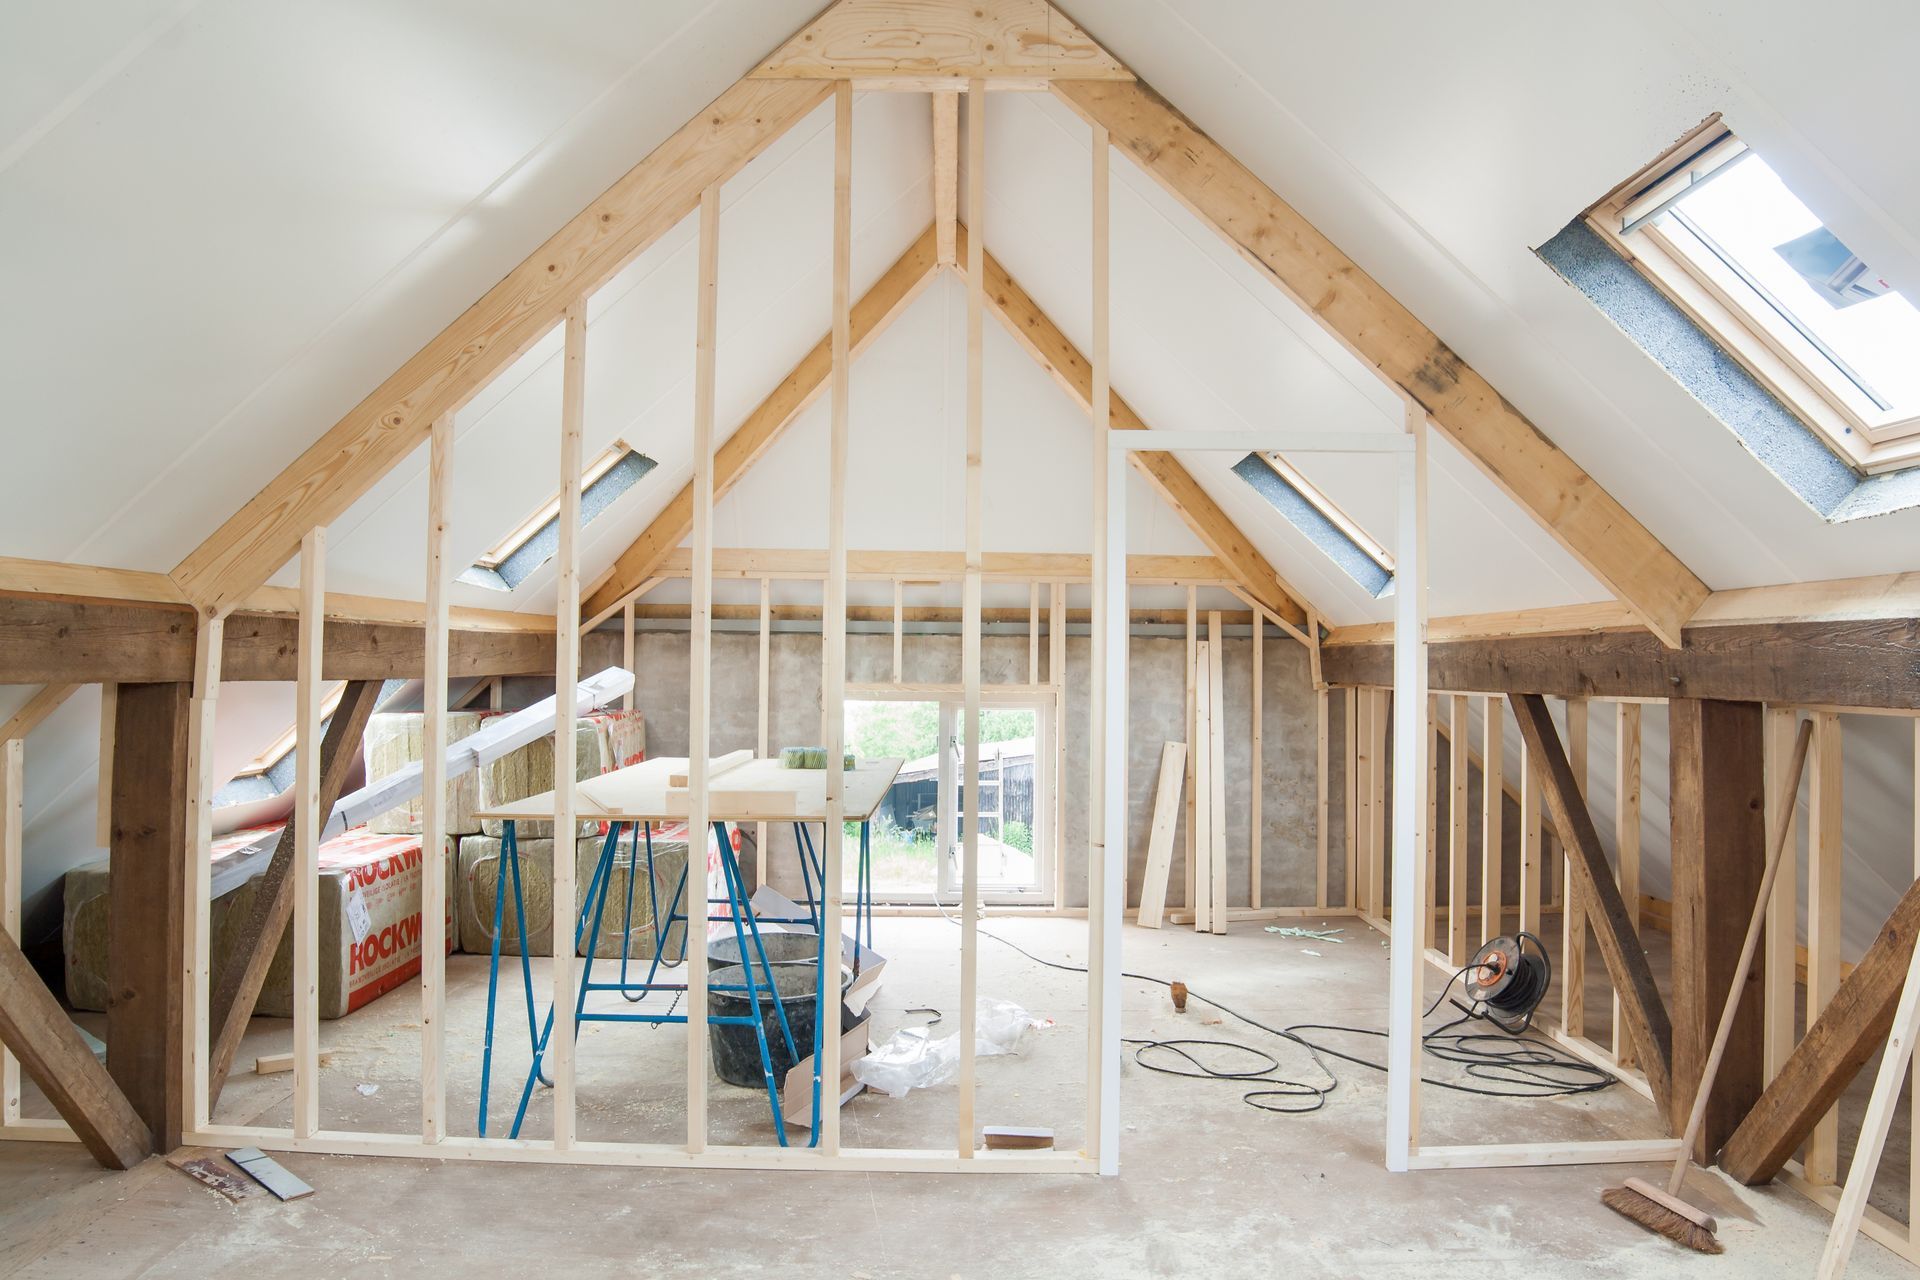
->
[473,755,905,825]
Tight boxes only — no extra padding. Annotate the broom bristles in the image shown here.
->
[1601,1184,1723,1255]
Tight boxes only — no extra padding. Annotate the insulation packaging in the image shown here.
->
[64,825,454,1020]
[362,711,484,836]
[455,820,715,958]
[477,710,647,839]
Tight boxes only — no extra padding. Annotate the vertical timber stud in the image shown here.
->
[183,611,222,1138]
[1562,698,1589,1039]
[0,738,19,1123]
[107,680,190,1150]
[1763,707,1800,1085]
[1614,702,1641,1068]
[1050,581,1066,909]
[1519,735,1543,938]
[293,530,324,1140]
[1448,694,1470,964]
[1481,695,1504,945]
[552,301,587,1151]
[1092,115,1122,1174]
[686,186,720,1154]
[1368,689,1388,921]
[821,79,853,1156]
[1806,710,1844,1184]
[1668,699,1765,1158]
[958,79,986,1159]
[622,603,636,712]
[1344,688,1358,910]
[757,577,771,891]
[1385,408,1430,1172]
[95,685,116,848]
[420,415,452,1143]
[1184,587,1197,913]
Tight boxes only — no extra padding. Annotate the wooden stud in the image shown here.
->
[958,79,985,1159]
[1050,580,1066,909]
[1519,734,1543,939]
[94,684,116,848]
[622,603,635,711]
[686,185,721,1154]
[1764,706,1801,1085]
[820,79,854,1156]
[420,415,452,1143]
[1368,689,1388,922]
[1562,697,1589,1040]
[1448,695,1470,963]
[1481,695,1504,945]
[1028,582,1040,684]
[1344,688,1358,910]
[1806,710,1844,1184]
[1053,79,1709,646]
[0,739,17,1125]
[1613,701,1641,1068]
[1135,743,1186,929]
[1257,618,1270,909]
[892,579,903,682]
[1207,617,1227,934]
[933,92,959,267]
[548,301,587,1151]
[1088,111,1119,1173]
[293,530,324,1140]
[758,578,772,890]
[182,613,222,1140]
[1192,643,1214,935]
[1508,692,1673,1115]
[1184,587,1197,913]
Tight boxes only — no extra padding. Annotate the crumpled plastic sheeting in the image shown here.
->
[850,999,1051,1099]
[1263,925,1347,943]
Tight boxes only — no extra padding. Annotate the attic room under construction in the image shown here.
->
[4,1,1920,1276]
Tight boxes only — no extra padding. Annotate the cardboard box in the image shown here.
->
[63,825,454,1020]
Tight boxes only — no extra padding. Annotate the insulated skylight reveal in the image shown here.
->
[1591,124,1920,474]
[460,442,656,592]
[1232,453,1393,597]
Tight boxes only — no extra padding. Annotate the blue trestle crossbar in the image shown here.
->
[476,813,873,1148]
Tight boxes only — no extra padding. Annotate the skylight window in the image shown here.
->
[1590,123,1920,474]
[1232,453,1393,598]
[460,441,656,592]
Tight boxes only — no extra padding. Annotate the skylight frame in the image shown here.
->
[473,439,635,570]
[231,681,345,780]
[1588,121,1920,475]
[1259,452,1395,573]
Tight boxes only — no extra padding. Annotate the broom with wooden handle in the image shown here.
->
[1602,716,1813,1254]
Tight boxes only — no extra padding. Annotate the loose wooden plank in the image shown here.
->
[1721,874,1920,1184]
[1507,692,1673,1117]
[106,680,191,1151]
[1667,698,1766,1159]
[172,77,830,616]
[582,227,939,621]
[206,681,381,1108]
[750,0,1131,81]
[1135,743,1187,928]
[962,225,1312,628]
[0,930,150,1168]
[1052,78,1708,646]
[1318,618,1920,710]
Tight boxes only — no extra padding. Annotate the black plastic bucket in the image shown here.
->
[706,960,847,1088]
[706,930,821,971]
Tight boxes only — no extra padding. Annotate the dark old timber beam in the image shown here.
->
[0,596,554,684]
[1720,876,1920,1183]
[1321,618,1920,710]
[1508,692,1674,1118]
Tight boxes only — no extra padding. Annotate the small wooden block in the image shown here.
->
[983,1125,1054,1150]
[255,1050,334,1075]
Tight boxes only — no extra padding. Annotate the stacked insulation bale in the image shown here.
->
[456,709,652,957]
[64,826,454,1020]
[362,710,486,837]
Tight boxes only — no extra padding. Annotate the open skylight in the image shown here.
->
[1590,123,1920,474]
[460,441,656,592]
[1232,452,1393,597]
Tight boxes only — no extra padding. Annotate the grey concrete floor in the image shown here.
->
[0,916,1910,1278]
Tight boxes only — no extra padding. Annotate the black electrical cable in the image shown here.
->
[929,897,1616,1114]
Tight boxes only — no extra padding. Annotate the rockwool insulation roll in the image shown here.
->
[476,710,646,839]
[363,711,484,836]
[64,826,454,1020]
[455,825,695,959]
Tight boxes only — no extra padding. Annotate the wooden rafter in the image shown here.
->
[959,224,1316,629]
[169,77,833,617]
[751,0,1131,84]
[1051,79,1710,647]
[581,226,941,623]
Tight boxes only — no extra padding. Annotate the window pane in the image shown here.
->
[1670,156,1920,416]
